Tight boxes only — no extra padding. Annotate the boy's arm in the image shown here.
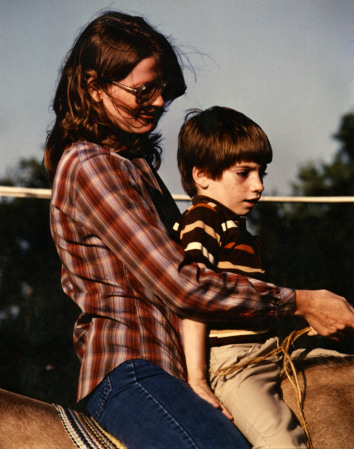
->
[182,318,233,420]
[182,318,208,382]
[177,204,233,419]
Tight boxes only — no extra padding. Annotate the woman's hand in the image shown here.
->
[295,289,354,340]
[188,377,233,421]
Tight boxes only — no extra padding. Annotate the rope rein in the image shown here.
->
[216,327,313,449]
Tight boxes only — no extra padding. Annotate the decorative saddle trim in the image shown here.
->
[54,404,126,449]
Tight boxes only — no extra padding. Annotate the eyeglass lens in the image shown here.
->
[139,84,165,104]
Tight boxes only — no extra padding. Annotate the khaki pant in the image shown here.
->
[209,337,307,449]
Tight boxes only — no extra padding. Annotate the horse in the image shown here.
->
[281,354,354,449]
[0,356,353,449]
[0,388,126,449]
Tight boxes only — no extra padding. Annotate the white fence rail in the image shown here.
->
[1,185,354,203]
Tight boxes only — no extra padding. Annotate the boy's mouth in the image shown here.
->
[246,198,260,204]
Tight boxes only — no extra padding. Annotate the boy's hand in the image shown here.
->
[295,289,354,339]
[188,377,233,421]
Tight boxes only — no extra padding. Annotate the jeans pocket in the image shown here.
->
[87,375,113,421]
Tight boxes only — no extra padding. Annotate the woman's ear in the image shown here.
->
[87,77,102,102]
[192,166,210,191]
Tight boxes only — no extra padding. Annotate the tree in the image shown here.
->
[250,112,354,352]
[0,159,80,407]
[287,112,354,298]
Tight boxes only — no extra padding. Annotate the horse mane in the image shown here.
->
[291,353,354,371]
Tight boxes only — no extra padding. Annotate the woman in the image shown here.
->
[44,10,354,449]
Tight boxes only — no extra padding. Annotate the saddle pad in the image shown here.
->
[55,404,126,449]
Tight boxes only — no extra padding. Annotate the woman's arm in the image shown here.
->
[295,289,354,339]
[70,148,354,336]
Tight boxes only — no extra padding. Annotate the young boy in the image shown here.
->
[172,106,307,448]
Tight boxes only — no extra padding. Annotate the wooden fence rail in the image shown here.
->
[1,185,354,203]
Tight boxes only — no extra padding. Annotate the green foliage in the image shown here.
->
[250,112,354,351]
[252,112,354,286]
[0,159,80,407]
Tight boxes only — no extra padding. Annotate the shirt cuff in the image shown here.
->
[275,288,296,318]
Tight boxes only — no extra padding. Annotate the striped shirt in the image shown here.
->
[172,196,265,279]
[172,196,271,333]
[50,141,295,401]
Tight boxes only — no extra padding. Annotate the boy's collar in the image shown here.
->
[192,195,247,225]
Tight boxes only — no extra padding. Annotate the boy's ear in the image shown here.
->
[87,76,102,102]
[192,166,210,190]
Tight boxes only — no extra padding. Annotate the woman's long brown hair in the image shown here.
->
[44,10,186,183]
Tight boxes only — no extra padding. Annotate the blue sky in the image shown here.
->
[1,0,353,195]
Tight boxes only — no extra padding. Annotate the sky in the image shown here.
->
[1,0,353,196]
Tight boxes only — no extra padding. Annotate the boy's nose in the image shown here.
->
[253,175,264,193]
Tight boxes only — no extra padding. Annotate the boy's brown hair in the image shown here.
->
[177,106,273,197]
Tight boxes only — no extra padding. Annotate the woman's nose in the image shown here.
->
[151,93,165,107]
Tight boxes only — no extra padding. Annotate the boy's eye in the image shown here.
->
[237,171,249,178]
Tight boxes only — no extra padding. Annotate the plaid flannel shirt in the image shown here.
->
[50,141,296,401]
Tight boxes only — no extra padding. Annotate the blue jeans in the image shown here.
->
[87,359,250,449]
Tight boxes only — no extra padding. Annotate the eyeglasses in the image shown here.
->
[111,80,168,105]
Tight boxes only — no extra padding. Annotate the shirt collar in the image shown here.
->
[192,195,247,228]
